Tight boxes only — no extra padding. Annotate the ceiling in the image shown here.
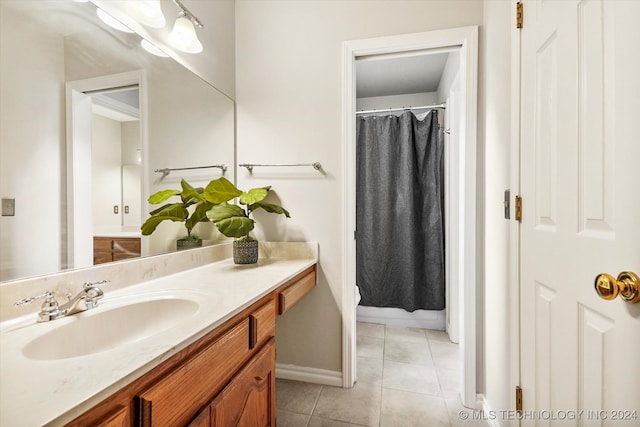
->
[356,52,449,98]
[91,87,140,122]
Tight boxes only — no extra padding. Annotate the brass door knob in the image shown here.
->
[594,271,640,304]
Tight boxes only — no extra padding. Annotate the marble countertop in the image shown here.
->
[0,249,317,426]
[93,231,142,238]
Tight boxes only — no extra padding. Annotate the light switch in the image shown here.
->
[2,198,15,216]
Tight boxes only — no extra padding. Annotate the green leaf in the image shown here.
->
[148,189,181,204]
[185,202,213,231]
[206,203,247,222]
[214,217,255,238]
[140,205,188,235]
[239,187,270,205]
[203,177,243,204]
[250,201,291,218]
[180,179,205,204]
[148,202,179,216]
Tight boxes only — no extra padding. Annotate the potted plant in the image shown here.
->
[203,177,290,264]
[141,179,213,250]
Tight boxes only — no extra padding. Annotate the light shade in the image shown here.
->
[96,9,134,33]
[141,39,169,57]
[128,0,166,29]
[169,16,203,54]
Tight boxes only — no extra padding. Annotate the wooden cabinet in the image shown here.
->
[277,266,317,314]
[207,340,275,427]
[134,298,275,427]
[66,265,316,427]
[94,236,141,265]
[188,340,275,427]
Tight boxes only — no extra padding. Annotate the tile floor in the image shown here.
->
[276,322,488,427]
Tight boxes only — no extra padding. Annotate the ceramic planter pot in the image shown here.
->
[233,240,258,264]
[176,238,202,251]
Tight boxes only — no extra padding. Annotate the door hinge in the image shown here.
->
[516,386,523,411]
[515,195,522,222]
[516,2,523,29]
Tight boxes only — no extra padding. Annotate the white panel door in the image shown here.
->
[520,0,640,425]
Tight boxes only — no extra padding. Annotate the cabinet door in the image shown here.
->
[188,407,210,427]
[136,318,251,426]
[210,339,275,427]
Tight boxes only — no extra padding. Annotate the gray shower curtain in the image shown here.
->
[356,110,445,312]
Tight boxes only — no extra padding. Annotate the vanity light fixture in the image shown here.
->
[169,0,204,54]
[141,39,170,57]
[127,0,166,29]
[96,8,134,33]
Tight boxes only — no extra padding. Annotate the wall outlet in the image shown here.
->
[113,205,119,214]
[2,198,15,216]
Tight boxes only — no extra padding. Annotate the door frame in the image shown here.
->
[341,26,479,407]
[66,70,147,268]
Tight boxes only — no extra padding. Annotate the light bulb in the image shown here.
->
[169,15,203,54]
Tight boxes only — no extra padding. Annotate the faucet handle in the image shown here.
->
[83,280,108,309]
[14,291,62,322]
[14,290,57,307]
[83,279,109,290]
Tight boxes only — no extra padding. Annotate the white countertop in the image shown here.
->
[93,231,142,238]
[0,255,316,426]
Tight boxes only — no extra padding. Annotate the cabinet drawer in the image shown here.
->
[94,237,112,251]
[136,319,251,427]
[93,251,113,265]
[113,238,140,254]
[278,267,316,314]
[250,300,276,350]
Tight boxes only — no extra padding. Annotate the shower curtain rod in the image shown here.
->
[355,103,446,115]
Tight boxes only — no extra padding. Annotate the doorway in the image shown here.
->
[354,49,457,336]
[66,71,147,269]
[342,26,478,408]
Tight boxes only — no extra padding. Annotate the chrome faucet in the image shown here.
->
[14,280,108,322]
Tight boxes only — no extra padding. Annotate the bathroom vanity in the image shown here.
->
[93,236,142,265]
[70,266,315,426]
[0,243,317,426]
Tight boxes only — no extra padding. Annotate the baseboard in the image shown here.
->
[356,306,446,330]
[478,394,503,427]
[275,363,343,387]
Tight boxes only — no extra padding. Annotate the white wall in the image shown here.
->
[145,65,234,255]
[121,122,142,230]
[91,114,123,235]
[0,5,65,281]
[481,0,513,418]
[437,51,461,102]
[236,0,484,374]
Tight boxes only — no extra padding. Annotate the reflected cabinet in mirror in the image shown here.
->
[0,0,235,283]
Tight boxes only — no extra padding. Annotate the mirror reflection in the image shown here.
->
[0,0,235,283]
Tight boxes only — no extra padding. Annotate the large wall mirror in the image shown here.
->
[0,0,235,283]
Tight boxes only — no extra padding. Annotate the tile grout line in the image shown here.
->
[305,384,324,427]
[427,331,458,427]
[378,325,388,427]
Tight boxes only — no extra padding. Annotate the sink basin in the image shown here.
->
[22,295,203,360]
